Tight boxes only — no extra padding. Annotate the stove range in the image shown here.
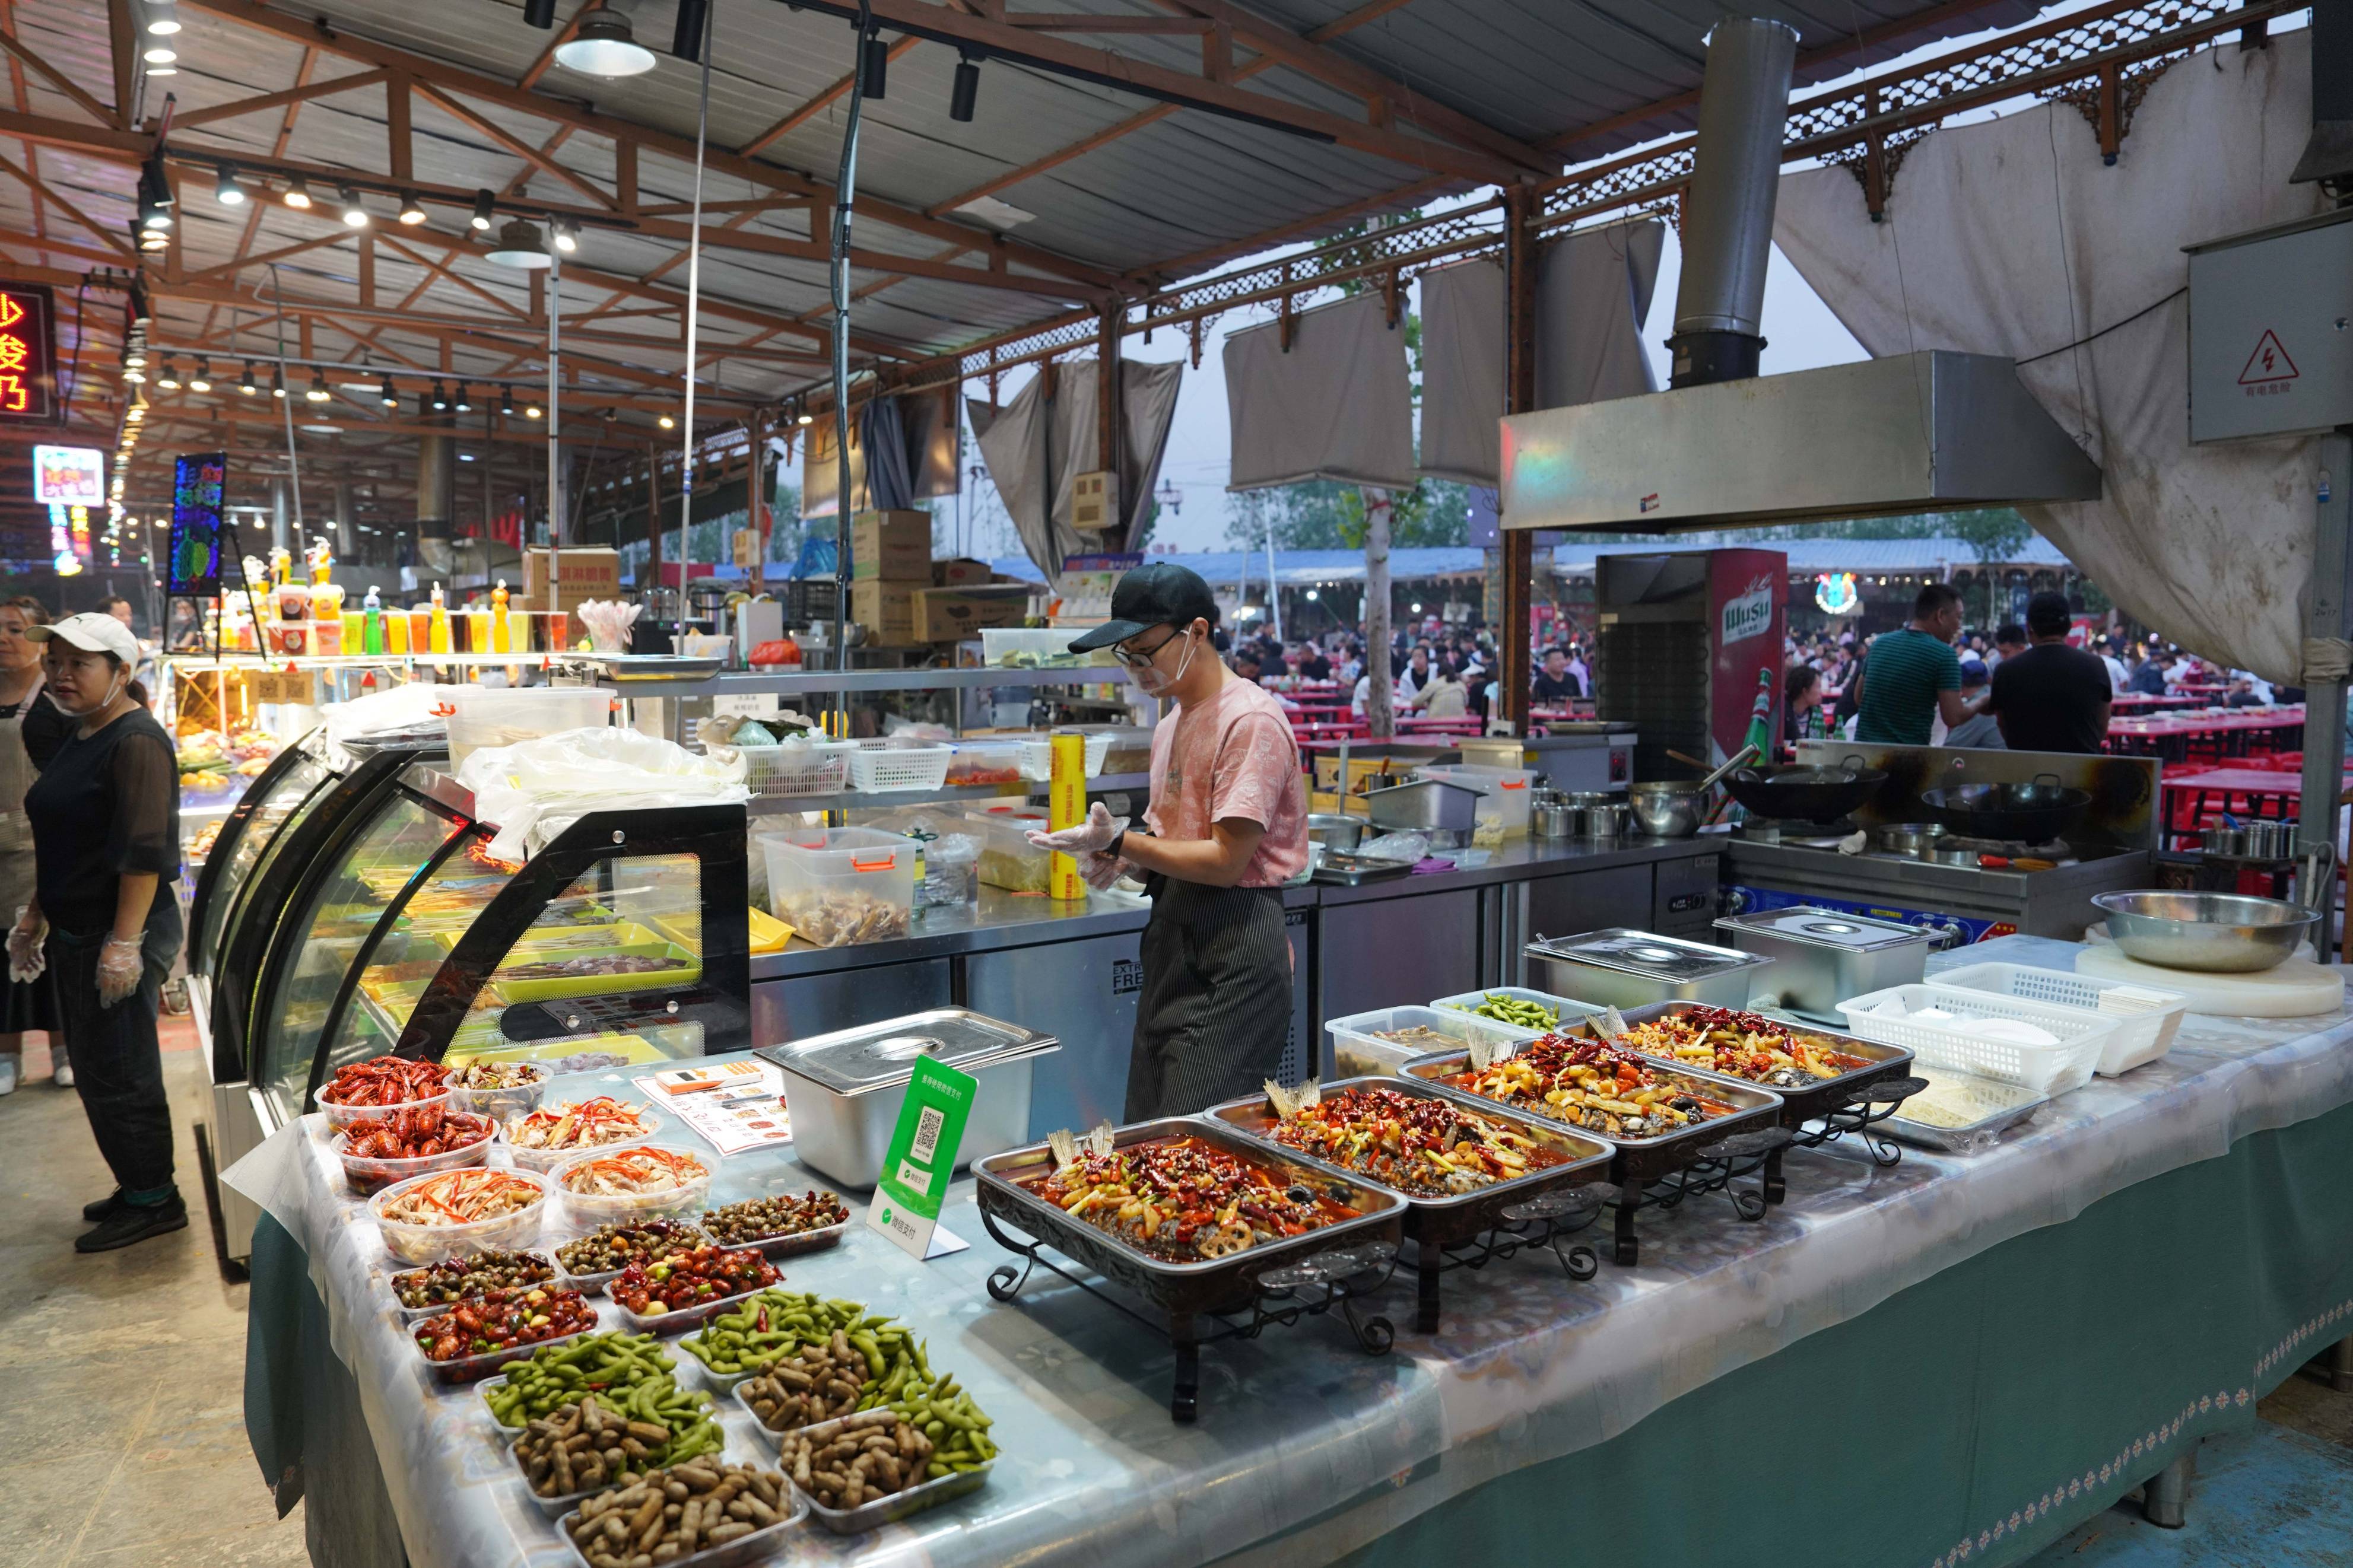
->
[1718,831,2152,945]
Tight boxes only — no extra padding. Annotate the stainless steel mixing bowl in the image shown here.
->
[2091,890,2320,973]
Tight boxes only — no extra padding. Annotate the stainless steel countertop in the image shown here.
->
[752,835,1722,978]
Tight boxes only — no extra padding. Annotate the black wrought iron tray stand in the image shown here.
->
[1203,1075,1615,1333]
[973,1118,1408,1423]
[1596,1004,1927,1203]
[1403,1048,1789,1267]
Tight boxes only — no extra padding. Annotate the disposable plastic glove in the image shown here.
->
[1081,851,1129,891]
[96,936,142,1008]
[1025,800,1125,857]
[7,907,43,984]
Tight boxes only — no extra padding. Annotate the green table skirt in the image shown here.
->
[1321,1100,2353,1568]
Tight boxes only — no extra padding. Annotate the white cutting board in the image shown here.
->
[2076,942,2345,1017]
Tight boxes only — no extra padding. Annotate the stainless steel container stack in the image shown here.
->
[1712,905,1936,1015]
[1523,927,1773,1010]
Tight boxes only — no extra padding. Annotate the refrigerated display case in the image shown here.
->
[242,762,750,1138]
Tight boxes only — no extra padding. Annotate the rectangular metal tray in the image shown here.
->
[1202,1077,1612,1253]
[1402,1047,1782,1188]
[1587,1003,1916,1133]
[1311,851,1418,886]
[389,1250,570,1325]
[972,1118,1408,1316]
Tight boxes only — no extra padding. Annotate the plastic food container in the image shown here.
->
[732,738,856,799]
[319,1086,452,1132]
[331,1114,497,1195]
[415,1319,596,1386]
[1836,983,2117,1096]
[773,1413,993,1534]
[1427,986,1603,1035]
[1322,1003,1542,1079]
[502,1103,666,1173]
[942,740,1027,787]
[761,827,915,947]
[550,1145,715,1229]
[557,1490,805,1568]
[1922,960,2188,1076]
[439,685,615,771]
[1014,731,1113,782]
[612,1279,777,1338]
[967,806,1053,894]
[981,626,1109,668]
[846,742,954,793]
[446,1064,549,1122]
[370,1167,555,1266]
[389,1252,569,1324]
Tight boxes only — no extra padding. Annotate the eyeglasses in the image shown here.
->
[1112,626,1186,670]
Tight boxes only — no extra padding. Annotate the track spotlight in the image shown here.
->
[379,373,398,408]
[469,189,496,231]
[672,0,708,62]
[284,176,312,209]
[397,189,427,225]
[453,383,474,412]
[552,220,579,254]
[523,0,556,25]
[339,185,369,227]
[306,369,331,403]
[951,52,981,122]
[155,357,180,390]
[240,361,259,395]
[862,31,888,97]
[215,163,246,205]
[430,380,449,411]
[187,358,212,393]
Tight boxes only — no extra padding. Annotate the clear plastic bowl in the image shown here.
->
[501,1102,666,1173]
[370,1166,555,1266]
[550,1144,715,1230]
[331,1112,497,1195]
[447,1064,550,1122]
[319,1086,453,1131]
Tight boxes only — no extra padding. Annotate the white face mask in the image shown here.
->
[49,663,125,719]
[1128,628,1197,697]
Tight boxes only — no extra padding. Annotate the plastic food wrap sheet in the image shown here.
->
[223,937,2353,1568]
[457,729,751,863]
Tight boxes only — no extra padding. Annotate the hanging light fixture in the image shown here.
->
[187,358,213,393]
[658,414,675,430]
[339,185,369,227]
[154,356,180,390]
[554,5,656,77]
[270,364,286,398]
[499,386,516,417]
[240,361,259,395]
[142,42,176,66]
[672,0,708,61]
[215,163,246,205]
[796,407,814,426]
[379,372,398,408]
[136,154,172,230]
[469,189,497,231]
[523,398,544,420]
[862,30,889,97]
[552,220,579,254]
[145,1,180,35]
[306,369,331,403]
[283,176,312,210]
[522,0,556,25]
[485,218,551,268]
[430,380,449,412]
[453,384,474,412]
[951,52,982,122]
[397,189,427,225]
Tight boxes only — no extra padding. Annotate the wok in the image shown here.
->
[1721,759,1890,823]
[1916,777,2091,843]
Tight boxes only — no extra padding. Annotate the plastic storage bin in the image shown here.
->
[760,826,916,946]
[1418,764,1538,835]
[1324,1003,1544,1079]
[1836,983,2117,1096]
[1428,985,1602,1034]
[847,742,954,793]
[1922,961,2188,1077]
[732,738,856,799]
[943,740,1027,786]
[967,805,1053,893]
[439,685,614,771]
[1015,731,1114,781]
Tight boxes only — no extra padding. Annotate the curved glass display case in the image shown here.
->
[245,763,749,1132]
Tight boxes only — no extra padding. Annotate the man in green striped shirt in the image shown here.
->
[1853,583,1986,745]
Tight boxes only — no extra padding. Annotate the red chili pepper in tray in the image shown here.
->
[413,1287,596,1363]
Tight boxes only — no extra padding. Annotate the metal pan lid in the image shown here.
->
[1716,907,1932,953]
[761,1008,1058,1096]
[1528,927,1768,980]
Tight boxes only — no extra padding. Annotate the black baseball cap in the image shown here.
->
[1067,562,1218,652]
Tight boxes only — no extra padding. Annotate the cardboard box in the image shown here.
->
[931,556,992,587]
[851,580,919,644]
[522,547,623,612]
[849,510,931,581]
[912,585,1030,643]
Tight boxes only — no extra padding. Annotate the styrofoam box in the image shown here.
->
[1923,962,2188,1076]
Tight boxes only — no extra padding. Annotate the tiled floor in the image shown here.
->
[0,1025,307,1568]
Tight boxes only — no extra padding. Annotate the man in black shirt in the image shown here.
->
[1987,591,2113,753]
[1530,646,1582,702]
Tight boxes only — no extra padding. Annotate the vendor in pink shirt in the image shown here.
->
[1029,564,1308,1118]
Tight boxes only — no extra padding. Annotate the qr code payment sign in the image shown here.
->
[910,1105,945,1164]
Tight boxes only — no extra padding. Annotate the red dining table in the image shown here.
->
[2157,762,2350,850]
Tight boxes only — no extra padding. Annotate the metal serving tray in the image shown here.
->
[1202,1077,1611,1254]
[1525,927,1773,1010]
[1402,1047,1782,1189]
[972,1118,1408,1316]
[1312,851,1418,886]
[1589,1003,1915,1135]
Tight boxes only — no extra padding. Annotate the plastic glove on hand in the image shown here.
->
[6,908,43,984]
[96,936,142,1008]
[1081,852,1128,891]
[1025,800,1125,857]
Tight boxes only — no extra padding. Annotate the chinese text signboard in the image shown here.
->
[170,451,227,596]
[32,445,101,505]
[0,285,59,423]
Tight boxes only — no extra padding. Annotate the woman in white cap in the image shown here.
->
[0,595,69,1096]
[9,612,185,1252]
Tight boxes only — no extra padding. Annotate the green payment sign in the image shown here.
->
[865,1054,977,1261]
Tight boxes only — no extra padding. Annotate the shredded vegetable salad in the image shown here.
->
[506,1097,655,1152]
[1441,1033,1739,1140]
[1018,1134,1358,1262]
[1266,1085,1568,1197]
[1615,1007,1875,1089]
[377,1168,547,1226]
[558,1145,708,1197]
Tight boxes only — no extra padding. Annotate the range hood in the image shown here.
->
[1499,350,2103,531]
[1500,16,2101,535]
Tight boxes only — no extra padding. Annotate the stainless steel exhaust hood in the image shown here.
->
[1500,350,2103,532]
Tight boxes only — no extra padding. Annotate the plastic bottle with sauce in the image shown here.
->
[428,583,452,654]
[361,586,385,656]
[490,579,512,654]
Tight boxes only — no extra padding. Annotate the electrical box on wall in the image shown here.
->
[2187,208,2353,444]
[1072,470,1119,533]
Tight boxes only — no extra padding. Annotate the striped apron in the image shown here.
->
[1123,873,1290,1120]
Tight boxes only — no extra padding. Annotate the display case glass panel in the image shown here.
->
[323,828,516,1072]
[204,753,334,969]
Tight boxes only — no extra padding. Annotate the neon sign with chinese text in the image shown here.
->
[0,287,58,422]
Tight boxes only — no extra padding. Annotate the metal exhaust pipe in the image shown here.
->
[1668,17,1798,388]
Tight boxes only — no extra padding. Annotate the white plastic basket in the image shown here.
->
[1923,962,2188,1077]
[1015,731,1113,782]
[733,740,856,799]
[1836,983,2117,1096]
[1428,986,1602,1034]
[847,742,954,792]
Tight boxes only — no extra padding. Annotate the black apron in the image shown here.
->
[1124,873,1290,1120]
